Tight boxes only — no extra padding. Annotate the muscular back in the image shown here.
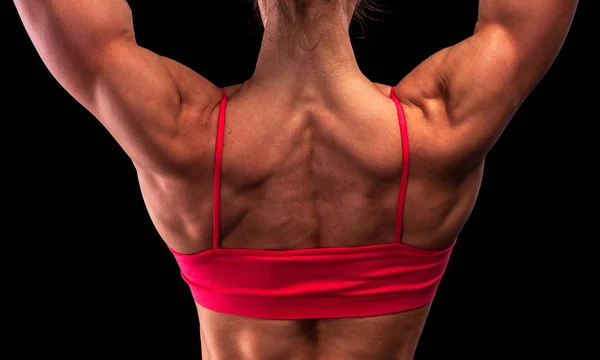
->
[141,77,476,250]
[14,0,577,359]
[135,76,482,359]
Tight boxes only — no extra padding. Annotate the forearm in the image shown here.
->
[478,0,578,26]
[14,0,137,103]
[14,1,135,66]
[471,0,578,102]
[477,0,578,50]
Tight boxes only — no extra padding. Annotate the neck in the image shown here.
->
[248,2,363,91]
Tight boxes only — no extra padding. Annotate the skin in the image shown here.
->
[14,0,578,359]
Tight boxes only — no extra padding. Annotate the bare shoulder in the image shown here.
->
[158,56,223,117]
[388,48,497,173]
[144,57,226,170]
[372,82,392,95]
[389,0,578,171]
[375,64,467,175]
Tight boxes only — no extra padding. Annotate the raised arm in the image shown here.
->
[14,1,219,172]
[397,0,578,168]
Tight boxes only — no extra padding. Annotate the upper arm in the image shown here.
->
[397,0,578,168]
[81,39,220,172]
[14,1,220,172]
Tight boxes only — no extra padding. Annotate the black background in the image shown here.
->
[5,0,593,358]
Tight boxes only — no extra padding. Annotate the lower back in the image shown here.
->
[198,303,431,360]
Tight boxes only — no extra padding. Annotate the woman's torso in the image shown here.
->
[135,74,484,359]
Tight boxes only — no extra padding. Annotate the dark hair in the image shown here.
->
[250,0,387,34]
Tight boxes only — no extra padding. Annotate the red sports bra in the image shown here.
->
[170,87,455,319]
